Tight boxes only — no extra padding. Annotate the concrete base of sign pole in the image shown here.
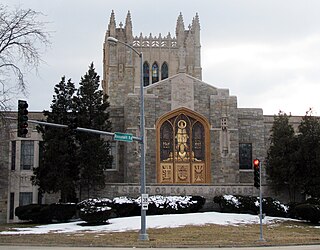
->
[139,233,149,241]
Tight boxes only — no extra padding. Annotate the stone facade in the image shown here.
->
[101,11,269,188]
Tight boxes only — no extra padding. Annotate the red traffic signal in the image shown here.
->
[253,159,260,188]
[253,159,260,168]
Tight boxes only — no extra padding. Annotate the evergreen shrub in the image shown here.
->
[49,203,77,222]
[112,197,138,217]
[213,195,288,217]
[15,203,77,223]
[77,198,113,224]
[136,195,206,215]
[77,195,206,220]
[293,203,320,224]
[15,204,52,223]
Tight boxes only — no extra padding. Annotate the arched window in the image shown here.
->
[143,62,150,86]
[152,62,159,83]
[156,108,211,184]
[161,62,168,80]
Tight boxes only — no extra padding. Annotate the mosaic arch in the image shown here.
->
[156,107,211,184]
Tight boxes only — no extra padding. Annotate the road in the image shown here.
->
[0,246,320,250]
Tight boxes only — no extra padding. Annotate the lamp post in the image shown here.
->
[107,37,148,241]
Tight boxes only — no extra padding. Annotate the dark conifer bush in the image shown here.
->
[15,204,52,223]
[293,203,320,224]
[112,197,138,217]
[50,203,77,222]
[213,195,288,217]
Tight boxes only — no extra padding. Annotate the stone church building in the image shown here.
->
[101,10,277,192]
[0,11,303,223]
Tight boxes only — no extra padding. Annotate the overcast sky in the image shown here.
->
[3,0,320,115]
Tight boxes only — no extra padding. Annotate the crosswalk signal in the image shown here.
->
[17,100,29,137]
[253,159,260,189]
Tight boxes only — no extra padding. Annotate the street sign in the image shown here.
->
[141,193,149,210]
[114,132,133,142]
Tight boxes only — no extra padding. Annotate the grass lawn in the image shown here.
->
[0,221,320,247]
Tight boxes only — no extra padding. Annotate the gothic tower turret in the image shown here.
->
[102,11,202,108]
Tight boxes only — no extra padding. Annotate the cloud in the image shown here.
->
[202,33,320,115]
[2,0,320,115]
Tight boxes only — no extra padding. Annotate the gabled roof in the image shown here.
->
[145,73,231,97]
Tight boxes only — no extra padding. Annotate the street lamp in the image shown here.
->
[107,36,148,241]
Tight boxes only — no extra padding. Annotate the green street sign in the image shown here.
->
[114,132,133,142]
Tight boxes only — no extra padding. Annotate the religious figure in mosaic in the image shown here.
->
[175,120,189,161]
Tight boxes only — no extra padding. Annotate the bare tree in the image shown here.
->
[0,4,50,113]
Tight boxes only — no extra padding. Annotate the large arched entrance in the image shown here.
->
[156,108,211,184]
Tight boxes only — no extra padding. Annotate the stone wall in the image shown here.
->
[238,108,265,184]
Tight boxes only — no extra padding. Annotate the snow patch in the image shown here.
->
[0,212,296,235]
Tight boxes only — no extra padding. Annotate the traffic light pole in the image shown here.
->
[6,117,142,142]
[258,160,265,242]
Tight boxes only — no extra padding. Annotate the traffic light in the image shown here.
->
[253,159,260,188]
[17,100,29,137]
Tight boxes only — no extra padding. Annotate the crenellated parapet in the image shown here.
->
[133,33,177,48]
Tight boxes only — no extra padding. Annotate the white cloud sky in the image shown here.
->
[3,0,320,115]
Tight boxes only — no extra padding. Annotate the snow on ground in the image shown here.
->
[0,212,294,235]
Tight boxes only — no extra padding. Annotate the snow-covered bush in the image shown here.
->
[77,195,206,220]
[77,198,113,224]
[136,195,205,215]
[112,197,138,217]
[262,197,288,217]
[213,195,288,217]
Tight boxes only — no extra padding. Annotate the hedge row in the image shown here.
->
[15,195,205,224]
[15,195,320,225]
[78,195,206,224]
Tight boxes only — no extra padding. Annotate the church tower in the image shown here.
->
[102,11,202,108]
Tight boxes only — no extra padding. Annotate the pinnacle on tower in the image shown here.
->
[176,12,185,47]
[108,10,116,37]
[125,10,133,42]
[192,12,200,46]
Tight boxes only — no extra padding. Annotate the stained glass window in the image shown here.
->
[161,62,168,80]
[158,109,210,184]
[192,122,205,160]
[152,62,159,83]
[160,121,173,161]
[143,62,149,86]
